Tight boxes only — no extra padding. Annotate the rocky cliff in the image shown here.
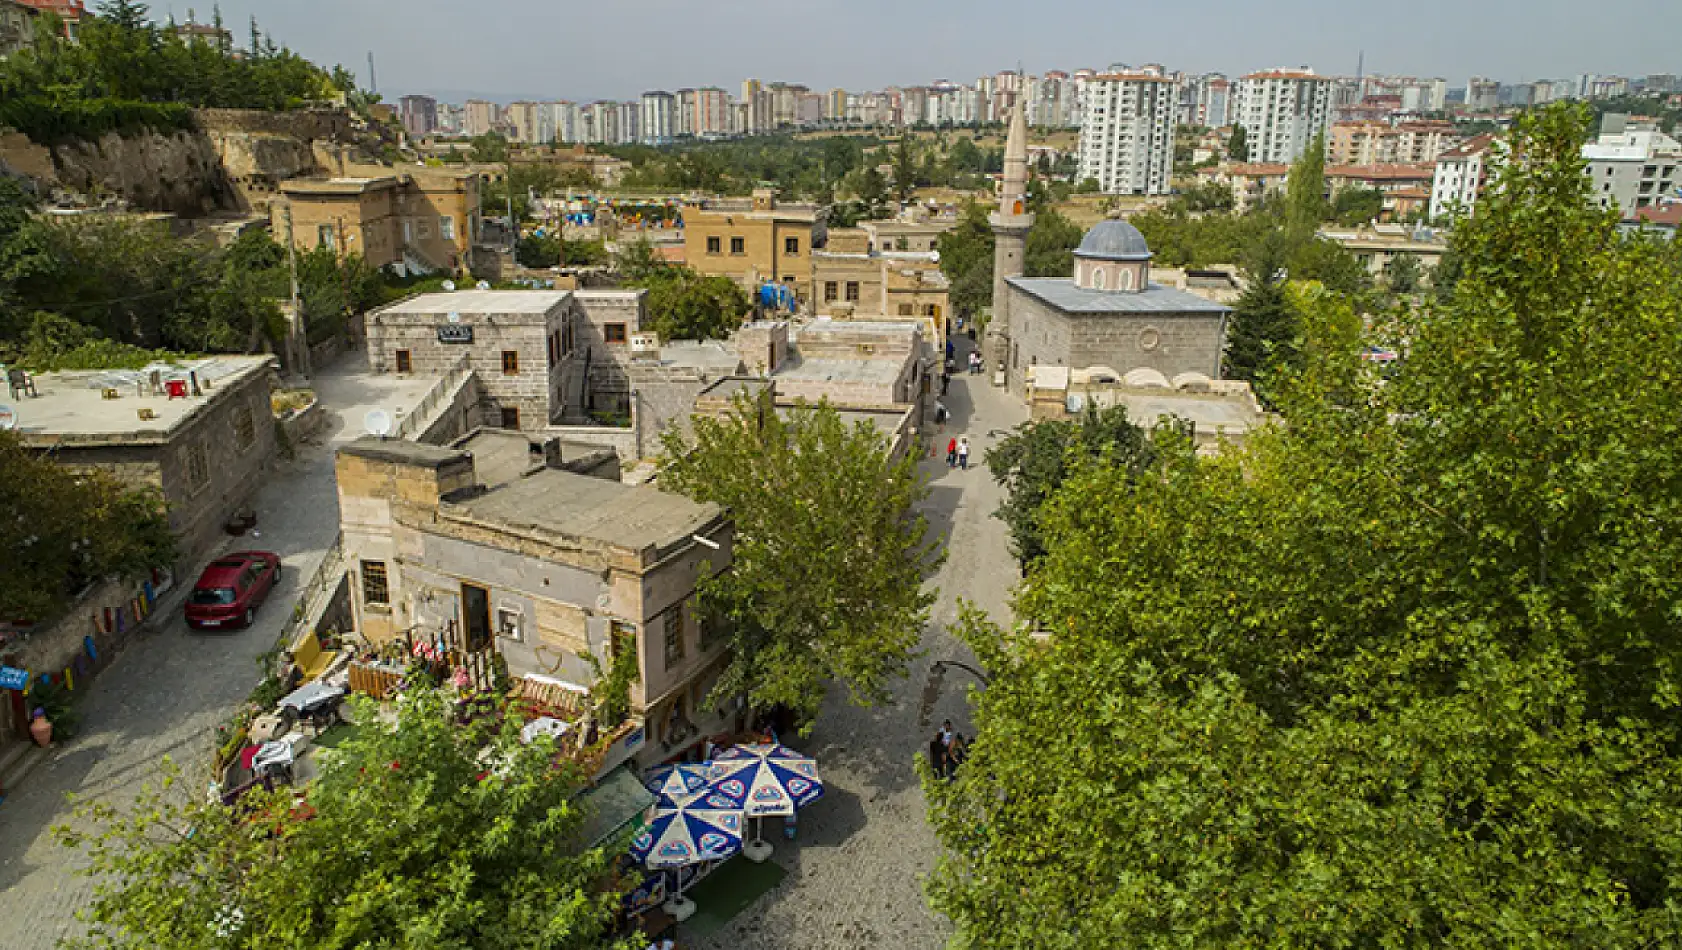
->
[0,107,362,217]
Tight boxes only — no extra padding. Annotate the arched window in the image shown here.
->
[1117,268,1133,291]
[1093,269,1107,290]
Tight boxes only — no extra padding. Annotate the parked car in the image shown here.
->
[186,551,281,630]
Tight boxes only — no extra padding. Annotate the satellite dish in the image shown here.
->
[440,279,457,292]
[0,405,14,430]
[363,409,393,438]
[930,249,940,262]
[475,280,491,290]
[447,311,462,323]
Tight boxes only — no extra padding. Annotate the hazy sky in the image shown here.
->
[180,0,1680,103]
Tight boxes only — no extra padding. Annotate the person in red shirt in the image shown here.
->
[946,437,958,468]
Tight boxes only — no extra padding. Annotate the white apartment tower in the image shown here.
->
[1235,68,1333,164]
[639,91,676,144]
[1078,71,1178,195]
[1429,133,1501,221]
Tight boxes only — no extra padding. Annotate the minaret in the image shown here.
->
[986,90,1033,387]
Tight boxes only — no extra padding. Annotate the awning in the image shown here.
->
[576,763,656,850]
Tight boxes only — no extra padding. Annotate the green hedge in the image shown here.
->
[0,97,194,145]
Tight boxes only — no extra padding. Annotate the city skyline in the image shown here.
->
[191,0,1680,104]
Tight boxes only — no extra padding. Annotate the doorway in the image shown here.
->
[461,582,491,651]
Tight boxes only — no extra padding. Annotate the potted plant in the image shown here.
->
[27,679,79,746]
[30,707,51,747]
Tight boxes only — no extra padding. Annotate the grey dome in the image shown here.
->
[1074,219,1152,261]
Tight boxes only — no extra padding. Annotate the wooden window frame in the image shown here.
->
[361,560,389,607]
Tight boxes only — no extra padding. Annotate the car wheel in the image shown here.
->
[243,608,254,627]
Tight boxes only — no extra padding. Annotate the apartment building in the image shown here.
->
[1235,68,1334,163]
[1329,120,1458,165]
[1465,77,1501,112]
[1077,71,1178,195]
[273,168,481,276]
[464,99,499,137]
[1582,115,1681,217]
[1428,133,1500,220]
[641,91,676,144]
[399,95,438,138]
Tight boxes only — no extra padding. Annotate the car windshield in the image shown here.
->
[191,587,237,605]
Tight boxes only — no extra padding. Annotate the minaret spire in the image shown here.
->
[985,88,1035,390]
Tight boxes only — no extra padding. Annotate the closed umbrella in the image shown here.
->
[706,743,823,862]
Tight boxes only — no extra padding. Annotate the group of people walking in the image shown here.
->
[929,719,968,780]
[945,436,970,470]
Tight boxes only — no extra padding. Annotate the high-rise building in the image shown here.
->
[434,102,464,136]
[694,87,730,137]
[1078,70,1178,195]
[543,101,579,144]
[827,88,848,123]
[1430,133,1501,220]
[506,101,552,144]
[614,101,641,145]
[1186,74,1231,128]
[1465,77,1501,111]
[464,99,499,137]
[1235,68,1334,164]
[399,95,438,138]
[640,91,675,144]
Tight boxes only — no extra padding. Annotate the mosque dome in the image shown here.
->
[1074,219,1153,261]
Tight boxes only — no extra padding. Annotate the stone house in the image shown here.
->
[812,229,951,341]
[272,168,481,275]
[773,320,931,419]
[999,219,1229,395]
[683,189,820,305]
[335,431,735,771]
[10,356,279,573]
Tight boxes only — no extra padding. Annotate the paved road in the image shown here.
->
[0,356,431,950]
[691,340,1025,950]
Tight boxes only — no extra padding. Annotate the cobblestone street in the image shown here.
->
[691,341,1024,950]
[0,357,432,950]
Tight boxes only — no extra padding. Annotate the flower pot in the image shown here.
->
[30,714,52,747]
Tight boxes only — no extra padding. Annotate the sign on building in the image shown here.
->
[437,325,475,344]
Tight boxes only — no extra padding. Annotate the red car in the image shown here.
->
[186,551,281,630]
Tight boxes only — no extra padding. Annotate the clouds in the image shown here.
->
[201,0,1680,101]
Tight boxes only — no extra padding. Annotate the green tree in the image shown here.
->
[1330,185,1384,225]
[515,232,563,269]
[927,102,1682,948]
[470,131,509,164]
[1227,123,1249,161]
[659,393,942,726]
[891,134,919,205]
[1383,251,1421,295]
[1284,133,1327,239]
[1222,232,1297,404]
[614,237,668,283]
[59,687,631,949]
[937,201,994,317]
[985,405,1158,568]
[0,430,174,621]
[637,269,750,341]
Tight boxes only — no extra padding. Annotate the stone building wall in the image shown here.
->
[572,290,646,414]
[1006,289,1227,391]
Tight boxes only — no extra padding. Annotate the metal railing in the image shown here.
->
[275,531,345,653]
[393,354,472,442]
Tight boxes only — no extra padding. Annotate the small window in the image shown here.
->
[317,224,336,251]
[500,406,520,429]
[361,560,389,606]
[439,215,455,240]
[730,236,745,255]
[664,608,685,669]
[604,323,628,344]
[824,281,838,302]
[184,442,209,491]
[496,606,523,641]
[845,281,860,302]
[706,236,721,254]
[925,303,939,317]
[417,221,431,240]
[233,405,255,450]
[898,303,913,315]
[501,350,519,375]
[784,236,799,255]
[395,349,412,373]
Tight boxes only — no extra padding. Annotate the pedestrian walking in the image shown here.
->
[947,733,968,779]
[946,437,958,468]
[934,400,948,427]
[969,351,983,375]
[928,732,949,780]
[957,437,970,470]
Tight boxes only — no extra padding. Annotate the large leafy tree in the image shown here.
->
[1284,132,1326,239]
[659,394,942,726]
[1221,231,1297,401]
[59,688,631,950]
[927,103,1682,946]
[984,405,1158,568]
[638,268,750,342]
[0,431,175,621]
[936,201,994,317]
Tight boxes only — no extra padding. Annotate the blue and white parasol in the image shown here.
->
[627,781,747,922]
[643,763,712,802]
[706,743,823,862]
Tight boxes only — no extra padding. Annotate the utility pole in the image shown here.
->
[283,204,311,378]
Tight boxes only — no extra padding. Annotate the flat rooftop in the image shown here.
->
[447,468,721,553]
[1106,391,1262,431]
[378,290,571,316]
[827,406,912,441]
[774,356,903,388]
[340,436,469,469]
[8,356,275,446]
[453,428,545,488]
[698,377,772,401]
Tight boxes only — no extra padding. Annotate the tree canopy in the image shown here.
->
[658,393,941,726]
[59,687,631,950]
[925,103,1682,947]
